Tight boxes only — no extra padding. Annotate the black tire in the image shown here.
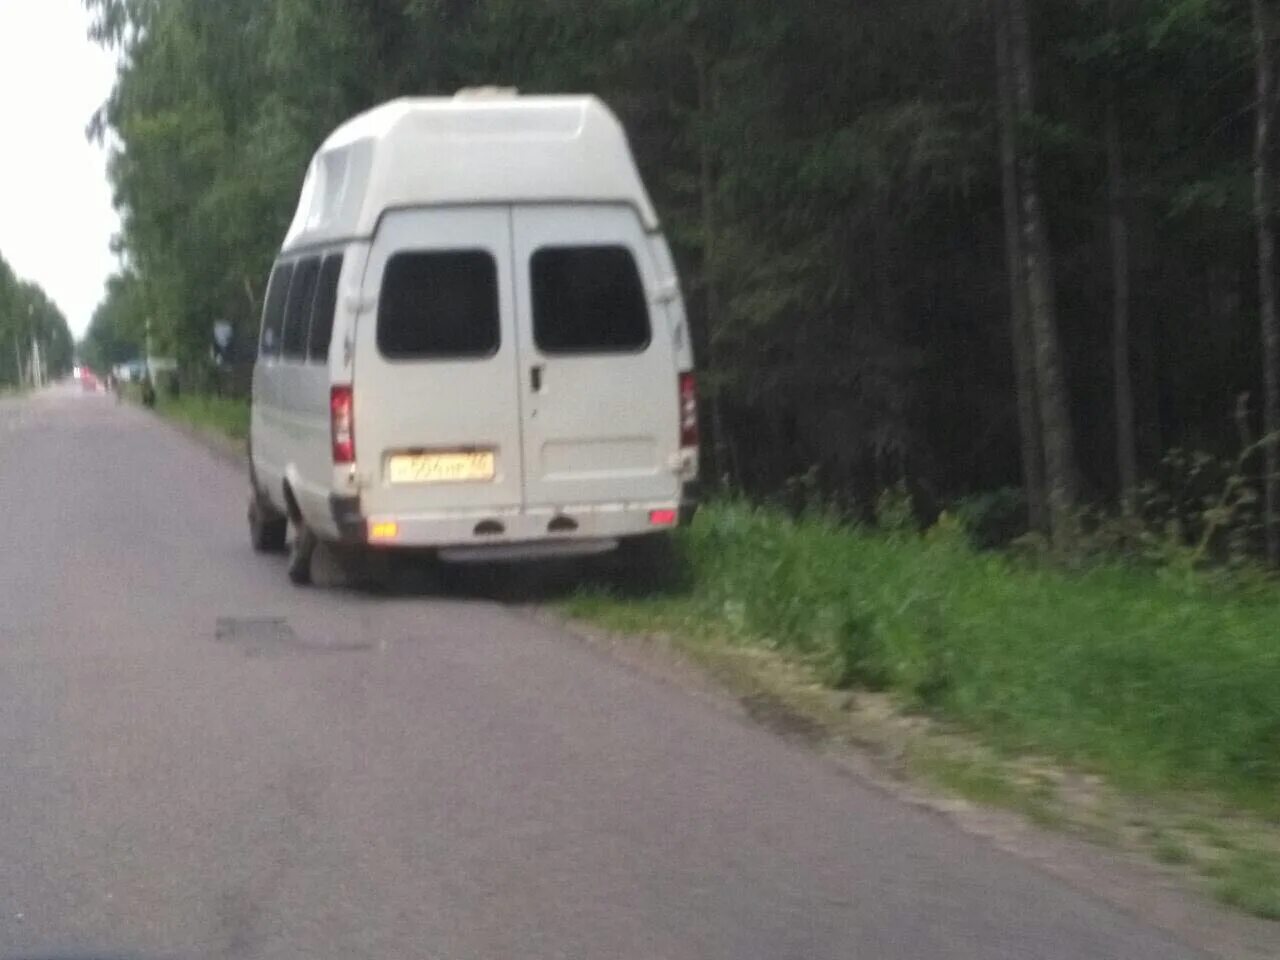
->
[287,520,317,586]
[248,496,287,553]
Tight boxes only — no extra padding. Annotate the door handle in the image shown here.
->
[530,364,544,393]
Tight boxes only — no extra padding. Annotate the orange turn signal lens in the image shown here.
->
[368,520,400,542]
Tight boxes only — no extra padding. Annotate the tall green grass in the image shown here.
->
[571,503,1280,811]
[157,393,250,443]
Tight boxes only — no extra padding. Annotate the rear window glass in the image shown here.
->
[378,251,499,359]
[282,257,320,359]
[531,246,650,354]
[259,262,293,358]
[308,254,344,362]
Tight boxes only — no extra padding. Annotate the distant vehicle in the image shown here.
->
[114,360,144,383]
[249,90,699,585]
[114,358,172,384]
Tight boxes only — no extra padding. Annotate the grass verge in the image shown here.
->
[1211,852,1280,920]
[903,744,1063,828]
[154,392,249,443]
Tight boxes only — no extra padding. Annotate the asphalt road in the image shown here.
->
[0,385,1212,960]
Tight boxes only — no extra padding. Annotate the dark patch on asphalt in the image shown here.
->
[216,617,294,645]
[215,617,373,657]
[739,692,827,744]
[282,763,328,820]
[217,886,266,958]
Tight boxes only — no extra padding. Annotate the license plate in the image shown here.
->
[387,451,495,484]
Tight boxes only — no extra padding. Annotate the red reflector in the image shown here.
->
[650,509,678,527]
[679,372,699,450]
[330,385,355,464]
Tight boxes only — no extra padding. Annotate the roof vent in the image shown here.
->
[454,86,520,100]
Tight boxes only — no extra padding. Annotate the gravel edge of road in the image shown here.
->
[142,401,248,470]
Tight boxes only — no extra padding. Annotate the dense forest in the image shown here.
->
[80,0,1280,560]
[0,252,74,388]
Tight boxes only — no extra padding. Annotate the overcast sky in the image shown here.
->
[0,0,119,338]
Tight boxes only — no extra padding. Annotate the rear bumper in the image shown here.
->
[327,490,698,551]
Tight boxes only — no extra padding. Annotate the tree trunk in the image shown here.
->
[695,49,735,488]
[1006,0,1080,543]
[1107,98,1138,515]
[872,202,902,338]
[242,275,259,319]
[995,0,1048,533]
[1254,0,1280,566]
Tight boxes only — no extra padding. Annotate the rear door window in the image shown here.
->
[308,253,344,363]
[259,262,293,358]
[531,246,650,354]
[378,250,499,360]
[282,257,320,360]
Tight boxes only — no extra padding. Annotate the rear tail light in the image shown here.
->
[649,509,678,527]
[331,385,355,464]
[679,372,699,450]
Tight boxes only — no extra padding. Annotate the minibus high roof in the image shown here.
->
[281,92,661,254]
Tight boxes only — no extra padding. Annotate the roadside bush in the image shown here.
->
[1138,446,1262,566]
[951,487,1027,549]
[873,482,919,535]
[156,393,250,442]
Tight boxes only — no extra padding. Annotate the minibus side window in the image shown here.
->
[259,262,294,359]
[308,253,344,363]
[282,257,320,360]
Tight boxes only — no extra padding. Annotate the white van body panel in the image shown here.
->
[250,273,285,511]
[348,202,684,548]
[251,245,370,537]
[648,234,696,368]
[353,206,526,520]
[282,95,660,255]
[512,204,681,509]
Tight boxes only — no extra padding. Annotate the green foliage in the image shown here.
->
[874,482,919,535]
[1212,850,1280,920]
[570,503,1280,812]
[80,272,147,374]
[1059,435,1278,570]
[952,488,1028,549]
[0,252,74,387]
[155,392,250,443]
[80,0,1276,554]
[1149,831,1195,866]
